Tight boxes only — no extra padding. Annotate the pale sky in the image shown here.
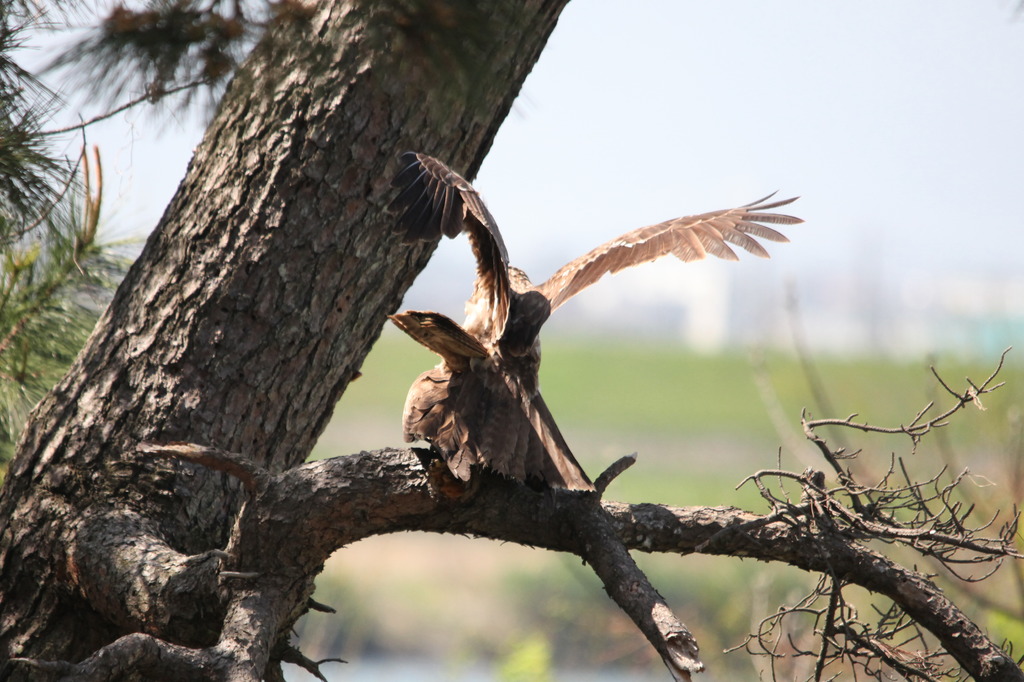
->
[59,1,1024,345]
[476,0,1024,275]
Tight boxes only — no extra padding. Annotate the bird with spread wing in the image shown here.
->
[388,152,802,491]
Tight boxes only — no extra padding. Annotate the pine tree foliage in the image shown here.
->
[0,147,123,462]
[50,0,313,111]
[0,7,129,464]
[0,0,329,470]
[0,13,68,240]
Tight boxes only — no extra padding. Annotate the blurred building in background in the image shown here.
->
[434,262,1024,359]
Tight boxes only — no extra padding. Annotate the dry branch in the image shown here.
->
[728,349,1023,679]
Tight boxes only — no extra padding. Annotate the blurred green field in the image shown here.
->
[304,333,1024,678]
[321,330,1021,504]
[331,329,1021,444]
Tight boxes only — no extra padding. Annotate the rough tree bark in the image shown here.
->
[0,1,1020,681]
[0,0,574,678]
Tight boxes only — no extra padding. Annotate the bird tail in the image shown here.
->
[401,365,593,492]
[523,392,594,491]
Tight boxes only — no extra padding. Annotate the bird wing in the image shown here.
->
[390,151,511,342]
[535,194,802,314]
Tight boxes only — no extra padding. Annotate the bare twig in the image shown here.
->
[594,452,637,495]
[41,79,208,137]
[137,441,268,494]
[803,348,1011,445]
[729,350,1021,680]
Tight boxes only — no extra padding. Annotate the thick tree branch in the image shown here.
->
[10,443,1019,681]
[571,493,702,680]
[6,633,252,682]
[299,449,1020,682]
[604,502,1021,681]
[69,508,226,645]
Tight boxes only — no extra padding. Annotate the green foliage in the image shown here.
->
[0,15,68,232]
[0,6,134,466]
[0,147,125,462]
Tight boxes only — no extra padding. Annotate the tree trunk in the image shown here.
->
[0,0,568,674]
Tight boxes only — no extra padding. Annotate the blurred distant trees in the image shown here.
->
[0,2,1022,681]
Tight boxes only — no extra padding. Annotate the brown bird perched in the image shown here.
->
[388,151,802,491]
